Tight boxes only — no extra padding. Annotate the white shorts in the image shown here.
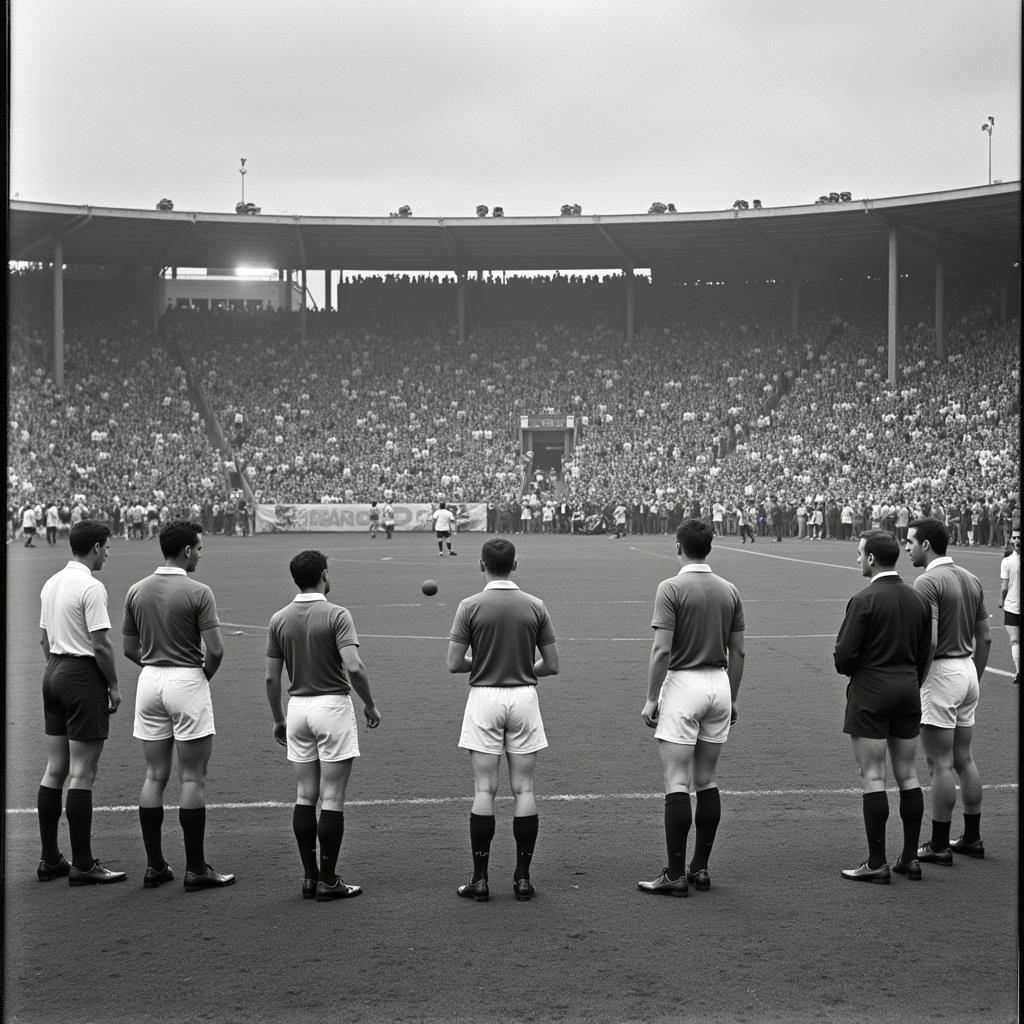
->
[133,665,215,742]
[459,686,548,755]
[920,656,980,729]
[287,694,360,763]
[654,667,731,746]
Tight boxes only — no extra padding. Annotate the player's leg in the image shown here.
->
[1005,623,1020,681]
[465,751,500,889]
[657,739,695,880]
[38,733,70,869]
[918,724,956,858]
[952,724,983,844]
[292,759,321,888]
[507,751,538,892]
[317,759,354,887]
[689,739,725,878]
[888,735,924,871]
[841,735,891,876]
[65,738,106,870]
[176,735,218,878]
[139,737,175,874]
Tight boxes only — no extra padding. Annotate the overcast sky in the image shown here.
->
[10,0,1021,221]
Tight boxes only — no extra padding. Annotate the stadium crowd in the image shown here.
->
[7,273,1020,542]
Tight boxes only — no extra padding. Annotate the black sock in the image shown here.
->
[664,792,691,880]
[862,791,889,868]
[318,810,344,883]
[179,807,207,875]
[139,805,165,869]
[930,819,951,852]
[65,789,94,870]
[469,813,496,882]
[898,788,924,862]
[962,812,981,844]
[37,785,63,863]
[690,788,721,872]
[512,814,539,881]
[293,804,319,879]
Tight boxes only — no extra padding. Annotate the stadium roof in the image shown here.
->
[8,183,1020,281]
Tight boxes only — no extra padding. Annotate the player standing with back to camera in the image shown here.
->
[998,528,1020,685]
[432,501,458,556]
[639,518,744,897]
[447,538,560,902]
[36,520,126,886]
[905,517,991,863]
[122,520,235,891]
[265,550,382,901]
[834,530,931,883]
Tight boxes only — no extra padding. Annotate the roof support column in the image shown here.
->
[300,268,308,338]
[791,279,801,337]
[52,237,65,392]
[285,270,293,312]
[457,271,467,342]
[625,271,635,345]
[324,269,333,312]
[152,267,164,333]
[934,248,946,361]
[887,224,899,385]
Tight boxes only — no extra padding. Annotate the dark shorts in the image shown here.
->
[843,677,921,740]
[1004,610,1020,627]
[24,526,36,535]
[43,656,110,741]
[435,531,450,539]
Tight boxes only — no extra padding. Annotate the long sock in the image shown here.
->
[37,785,63,863]
[690,788,721,872]
[929,819,951,852]
[293,804,319,879]
[138,805,166,869]
[898,787,924,862]
[65,789,94,870]
[664,791,691,879]
[512,814,539,881]
[318,810,344,883]
[179,807,207,875]
[469,813,496,882]
[862,791,889,868]
[962,812,982,844]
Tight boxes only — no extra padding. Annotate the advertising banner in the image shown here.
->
[255,502,486,533]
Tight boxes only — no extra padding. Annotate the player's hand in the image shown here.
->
[641,699,659,729]
[272,721,287,747]
[107,687,121,715]
[365,704,382,729]
[730,702,739,727]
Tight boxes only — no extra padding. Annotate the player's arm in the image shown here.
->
[642,627,673,727]
[89,627,121,714]
[264,656,287,747]
[201,625,224,681]
[122,633,143,666]
[533,641,559,678]
[832,599,864,677]
[340,645,381,727]
[999,571,1009,608]
[973,616,991,679]
[447,640,473,674]
[40,628,51,661]
[727,629,745,724]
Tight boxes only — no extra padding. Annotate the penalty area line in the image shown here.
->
[5,782,1017,816]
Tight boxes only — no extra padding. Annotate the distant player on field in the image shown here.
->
[432,501,458,557]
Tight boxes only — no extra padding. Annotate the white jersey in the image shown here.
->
[1000,552,1020,614]
[433,507,457,533]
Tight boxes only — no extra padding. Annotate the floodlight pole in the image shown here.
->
[981,119,994,184]
[240,158,247,204]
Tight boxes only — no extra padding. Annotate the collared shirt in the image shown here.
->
[40,560,110,655]
[913,556,987,658]
[870,570,899,583]
[651,562,744,670]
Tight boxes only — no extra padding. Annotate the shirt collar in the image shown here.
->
[871,570,900,583]
[65,560,92,574]
[155,566,187,576]
[678,564,713,574]
[293,593,327,602]
[926,556,955,571]
[484,580,519,590]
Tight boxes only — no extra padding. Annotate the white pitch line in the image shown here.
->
[5,782,1017,816]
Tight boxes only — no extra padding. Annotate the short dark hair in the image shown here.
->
[481,537,515,575]
[159,520,202,558]
[290,549,327,589]
[908,517,948,556]
[859,529,900,566]
[69,520,111,555]
[676,518,713,559]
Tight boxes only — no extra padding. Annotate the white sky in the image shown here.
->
[10,0,1022,220]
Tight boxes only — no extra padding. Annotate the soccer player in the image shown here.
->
[639,519,744,897]
[382,502,396,540]
[265,550,382,901]
[122,520,235,891]
[432,501,458,557]
[368,502,380,539]
[905,518,991,862]
[834,530,931,883]
[447,539,560,902]
[37,520,126,885]
[998,529,1020,685]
